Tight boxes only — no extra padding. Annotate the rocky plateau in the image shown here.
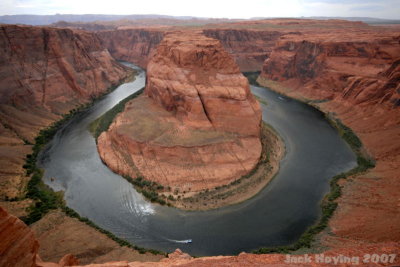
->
[97,31,262,193]
[0,18,399,266]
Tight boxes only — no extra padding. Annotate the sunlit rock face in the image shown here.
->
[0,24,130,199]
[98,31,262,192]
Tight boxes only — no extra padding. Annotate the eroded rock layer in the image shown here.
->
[0,24,130,199]
[98,31,262,192]
[96,28,282,72]
[0,206,39,267]
[97,28,164,68]
[258,32,400,248]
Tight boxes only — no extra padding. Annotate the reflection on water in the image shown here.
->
[40,63,357,256]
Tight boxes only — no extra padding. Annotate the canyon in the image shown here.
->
[1,206,399,266]
[0,18,399,266]
[257,28,400,250]
[97,31,262,195]
[0,24,131,200]
[0,24,162,265]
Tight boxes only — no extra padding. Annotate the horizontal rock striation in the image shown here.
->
[97,28,165,68]
[260,36,400,106]
[203,29,282,72]
[258,30,400,248]
[0,24,130,199]
[0,206,39,267]
[98,31,262,192]
[96,28,282,72]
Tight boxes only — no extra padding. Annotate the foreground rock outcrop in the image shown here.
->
[0,206,39,267]
[98,31,262,193]
[2,206,400,267]
[0,24,130,199]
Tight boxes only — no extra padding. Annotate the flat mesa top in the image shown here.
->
[149,31,241,74]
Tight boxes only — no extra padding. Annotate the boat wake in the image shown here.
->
[166,238,192,244]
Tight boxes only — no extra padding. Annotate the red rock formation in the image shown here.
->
[39,246,400,266]
[96,28,281,72]
[145,31,261,135]
[0,206,39,267]
[203,29,282,72]
[260,35,400,106]
[1,206,399,267]
[96,28,165,68]
[0,24,130,199]
[98,31,262,192]
[258,29,400,249]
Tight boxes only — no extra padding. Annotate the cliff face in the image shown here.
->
[96,28,281,72]
[0,24,130,199]
[145,31,262,135]
[203,29,282,72]
[98,31,262,193]
[0,206,39,267]
[96,29,165,68]
[260,36,400,107]
[258,32,400,248]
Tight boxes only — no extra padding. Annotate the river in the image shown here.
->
[39,63,356,256]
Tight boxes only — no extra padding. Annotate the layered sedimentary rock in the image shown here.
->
[95,19,374,72]
[258,31,400,248]
[0,24,130,199]
[2,206,400,267]
[98,31,261,192]
[0,206,39,267]
[96,28,281,71]
[203,29,282,72]
[260,35,400,106]
[97,28,165,68]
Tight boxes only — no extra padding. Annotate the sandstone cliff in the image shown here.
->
[0,206,39,267]
[203,29,282,72]
[260,35,400,107]
[0,24,130,199]
[98,31,262,193]
[258,30,400,249]
[97,28,164,68]
[96,28,282,72]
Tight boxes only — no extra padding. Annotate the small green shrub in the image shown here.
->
[89,88,144,138]
[252,90,375,255]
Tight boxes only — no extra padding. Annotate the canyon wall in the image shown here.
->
[203,29,282,72]
[260,35,400,106]
[98,31,262,193]
[0,19,399,266]
[97,28,165,68]
[96,28,282,71]
[0,24,130,199]
[0,206,39,267]
[258,30,400,248]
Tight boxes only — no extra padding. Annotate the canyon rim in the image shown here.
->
[0,11,399,267]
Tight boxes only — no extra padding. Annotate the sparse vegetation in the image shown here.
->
[22,169,64,224]
[254,95,268,106]
[122,175,169,206]
[177,122,281,209]
[252,91,375,255]
[18,73,165,256]
[62,206,166,255]
[89,88,144,138]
